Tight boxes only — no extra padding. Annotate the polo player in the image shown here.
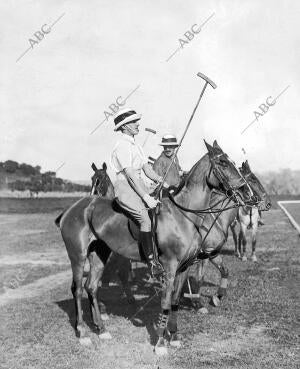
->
[153,134,183,186]
[110,107,167,278]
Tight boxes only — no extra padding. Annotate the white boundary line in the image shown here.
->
[277,201,300,235]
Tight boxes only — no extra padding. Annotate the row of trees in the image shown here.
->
[1,160,90,194]
[260,169,300,195]
[9,172,90,193]
[0,160,41,176]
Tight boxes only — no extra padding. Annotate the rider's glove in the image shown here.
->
[143,194,160,208]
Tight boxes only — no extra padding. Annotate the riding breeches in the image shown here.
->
[114,179,151,232]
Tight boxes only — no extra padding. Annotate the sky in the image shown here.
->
[1,0,299,182]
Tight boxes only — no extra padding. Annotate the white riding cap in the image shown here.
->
[159,134,179,147]
[113,107,142,131]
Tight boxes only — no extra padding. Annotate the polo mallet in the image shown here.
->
[142,127,157,147]
[155,72,217,199]
[184,277,200,299]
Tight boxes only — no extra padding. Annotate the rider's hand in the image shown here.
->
[162,182,170,189]
[143,194,160,208]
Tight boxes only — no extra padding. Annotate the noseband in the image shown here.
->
[207,154,247,207]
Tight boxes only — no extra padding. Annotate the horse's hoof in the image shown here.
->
[251,254,257,262]
[79,337,92,346]
[170,339,181,348]
[198,307,208,314]
[98,331,112,340]
[100,313,109,321]
[211,295,221,307]
[76,324,86,338]
[154,345,168,356]
[242,256,247,262]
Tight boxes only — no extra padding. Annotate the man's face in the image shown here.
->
[123,120,140,135]
[163,146,175,157]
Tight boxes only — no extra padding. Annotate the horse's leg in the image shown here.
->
[154,260,177,356]
[238,223,247,261]
[251,220,258,262]
[195,259,209,308]
[210,255,229,307]
[84,250,109,338]
[240,223,248,261]
[116,255,136,304]
[184,260,207,311]
[69,244,88,338]
[84,240,112,339]
[231,224,239,258]
[168,270,189,348]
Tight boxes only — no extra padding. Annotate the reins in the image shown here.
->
[168,190,241,214]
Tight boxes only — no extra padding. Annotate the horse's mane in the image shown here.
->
[171,153,209,196]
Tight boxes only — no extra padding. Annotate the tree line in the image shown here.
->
[0,160,90,193]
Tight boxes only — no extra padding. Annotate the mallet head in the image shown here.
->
[197,72,217,89]
[145,128,157,134]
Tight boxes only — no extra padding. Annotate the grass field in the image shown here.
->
[279,202,300,226]
[0,199,299,369]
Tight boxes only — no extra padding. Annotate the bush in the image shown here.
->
[4,160,18,173]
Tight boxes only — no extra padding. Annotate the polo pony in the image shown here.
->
[230,160,270,262]
[55,140,254,355]
[169,160,271,316]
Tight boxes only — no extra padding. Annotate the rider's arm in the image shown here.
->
[142,163,162,183]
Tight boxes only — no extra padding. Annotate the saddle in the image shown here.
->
[111,198,159,260]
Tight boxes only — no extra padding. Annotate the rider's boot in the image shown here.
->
[140,231,165,279]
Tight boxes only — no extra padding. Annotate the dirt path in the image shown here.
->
[0,269,71,306]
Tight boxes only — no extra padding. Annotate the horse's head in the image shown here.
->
[240,160,272,211]
[204,140,251,203]
[90,162,110,196]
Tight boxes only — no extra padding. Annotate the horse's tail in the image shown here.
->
[54,212,64,228]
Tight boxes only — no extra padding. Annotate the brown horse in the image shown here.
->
[181,161,271,311]
[56,162,135,307]
[230,160,270,262]
[55,140,253,355]
[89,162,135,305]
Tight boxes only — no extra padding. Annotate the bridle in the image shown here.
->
[168,153,254,215]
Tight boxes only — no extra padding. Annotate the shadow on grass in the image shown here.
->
[55,267,219,345]
[55,268,161,345]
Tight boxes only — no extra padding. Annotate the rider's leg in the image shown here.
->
[116,183,165,278]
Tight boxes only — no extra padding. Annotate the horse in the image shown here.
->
[89,162,135,304]
[55,162,135,306]
[55,140,254,355]
[179,162,271,310]
[230,160,269,262]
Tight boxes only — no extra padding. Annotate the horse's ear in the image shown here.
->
[244,160,251,172]
[204,140,214,155]
[91,163,98,172]
[213,140,223,152]
[102,162,107,171]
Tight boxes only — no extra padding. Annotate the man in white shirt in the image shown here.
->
[110,107,167,278]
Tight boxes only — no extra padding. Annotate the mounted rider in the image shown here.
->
[110,107,168,278]
[153,134,183,186]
